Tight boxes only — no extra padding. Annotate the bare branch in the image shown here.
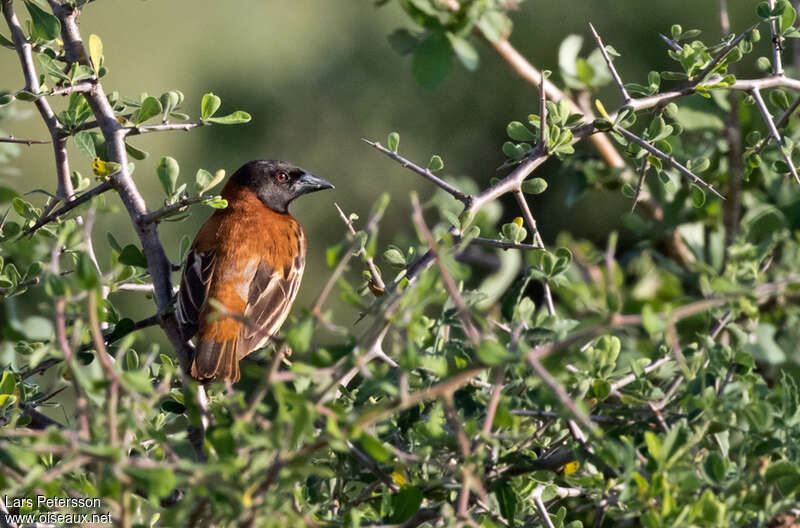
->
[335,202,386,293]
[767,0,785,76]
[485,35,632,185]
[2,0,73,199]
[694,22,760,82]
[513,190,556,315]
[630,158,650,212]
[139,196,207,224]
[125,121,204,136]
[659,33,682,51]
[527,354,596,433]
[411,193,481,345]
[751,87,800,184]
[589,23,630,103]
[23,180,113,236]
[456,234,542,252]
[47,0,194,374]
[614,125,725,199]
[363,138,472,206]
[48,81,94,97]
[55,297,90,439]
[538,70,548,149]
[0,136,49,145]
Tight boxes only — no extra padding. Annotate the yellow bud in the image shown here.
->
[595,99,610,120]
[563,460,580,475]
[513,217,524,228]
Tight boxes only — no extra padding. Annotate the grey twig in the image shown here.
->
[659,33,682,51]
[125,121,204,136]
[48,81,94,97]
[2,0,73,199]
[334,202,386,293]
[751,87,800,184]
[693,22,760,82]
[23,180,114,236]
[630,158,650,212]
[589,23,630,103]
[538,69,548,149]
[614,126,725,199]
[513,190,556,316]
[767,0,785,76]
[0,136,49,145]
[363,138,472,206]
[139,196,207,224]
[457,234,543,252]
[527,353,596,433]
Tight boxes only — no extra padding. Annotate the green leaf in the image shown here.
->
[704,452,726,484]
[507,121,536,141]
[207,111,251,125]
[195,168,224,195]
[88,34,103,74]
[286,317,313,354]
[121,370,155,395]
[76,252,99,289]
[691,185,706,208]
[118,245,148,268]
[25,1,61,41]
[388,486,423,524]
[384,249,406,267]
[412,31,453,89]
[593,379,611,399]
[125,142,149,161]
[427,154,444,172]
[477,340,515,366]
[123,466,175,499]
[0,371,15,395]
[133,96,162,125]
[15,90,38,102]
[74,131,97,159]
[0,32,15,50]
[359,433,391,462]
[522,177,548,195]
[446,32,479,71]
[644,431,663,463]
[201,92,221,120]
[495,479,518,524]
[156,156,179,196]
[203,196,227,209]
[388,132,400,153]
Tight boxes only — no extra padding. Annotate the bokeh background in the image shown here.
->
[0,0,765,330]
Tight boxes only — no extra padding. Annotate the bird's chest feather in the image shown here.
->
[194,189,306,310]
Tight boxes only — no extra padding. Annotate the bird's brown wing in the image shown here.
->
[176,248,215,341]
[240,251,305,357]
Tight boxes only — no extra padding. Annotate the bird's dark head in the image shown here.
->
[231,160,334,213]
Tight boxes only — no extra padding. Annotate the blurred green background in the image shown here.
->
[0,0,764,328]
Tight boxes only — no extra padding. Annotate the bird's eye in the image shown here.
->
[275,172,289,183]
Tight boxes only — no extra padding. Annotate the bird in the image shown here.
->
[176,160,334,383]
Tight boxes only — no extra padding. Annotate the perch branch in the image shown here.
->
[363,138,472,206]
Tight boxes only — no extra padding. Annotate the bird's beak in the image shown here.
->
[297,171,334,194]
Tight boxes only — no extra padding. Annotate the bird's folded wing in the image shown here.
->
[177,248,215,341]
[241,255,304,357]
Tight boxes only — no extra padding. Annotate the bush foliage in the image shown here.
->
[2,0,800,527]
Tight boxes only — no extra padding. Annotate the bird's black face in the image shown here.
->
[232,160,334,213]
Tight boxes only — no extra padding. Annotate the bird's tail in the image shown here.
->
[191,338,241,383]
